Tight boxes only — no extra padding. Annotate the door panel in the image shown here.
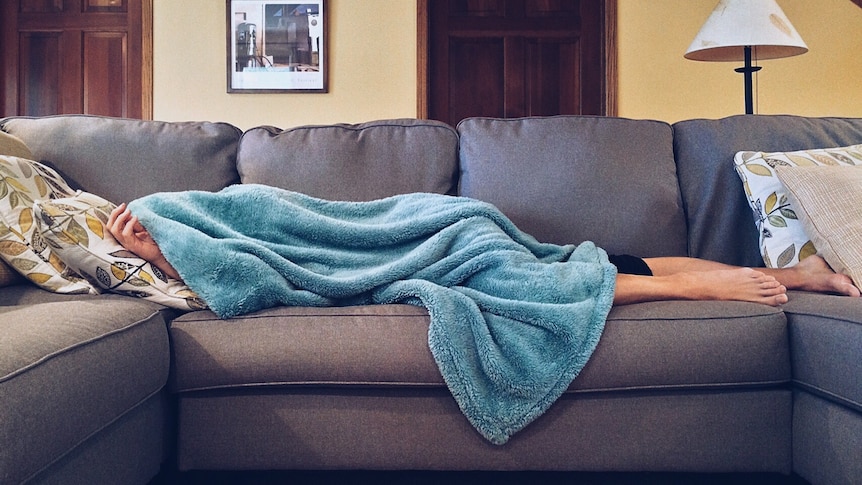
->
[19,32,63,116]
[84,32,128,117]
[422,0,612,126]
[526,38,580,116]
[448,38,505,122]
[1,0,146,118]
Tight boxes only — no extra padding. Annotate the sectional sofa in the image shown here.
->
[0,114,859,485]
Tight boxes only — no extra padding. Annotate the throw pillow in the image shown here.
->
[775,165,862,288]
[0,155,97,293]
[734,144,862,268]
[0,133,36,287]
[34,191,208,310]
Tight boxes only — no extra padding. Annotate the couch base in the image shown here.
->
[793,390,862,485]
[27,390,168,485]
[175,387,791,474]
[157,470,810,485]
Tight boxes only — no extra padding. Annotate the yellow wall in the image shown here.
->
[152,0,418,130]
[618,0,862,122]
[152,1,862,128]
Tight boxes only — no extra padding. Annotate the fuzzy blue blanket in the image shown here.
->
[128,185,617,445]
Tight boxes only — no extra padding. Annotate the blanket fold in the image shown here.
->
[128,184,616,444]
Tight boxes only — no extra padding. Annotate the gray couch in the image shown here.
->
[0,114,859,485]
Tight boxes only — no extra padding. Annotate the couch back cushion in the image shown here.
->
[237,119,459,201]
[458,116,687,257]
[673,115,862,267]
[0,115,241,204]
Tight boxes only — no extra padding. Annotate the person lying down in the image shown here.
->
[103,184,859,445]
[107,187,860,312]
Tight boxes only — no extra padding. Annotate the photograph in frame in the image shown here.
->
[227,0,326,93]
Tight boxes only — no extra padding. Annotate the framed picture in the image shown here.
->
[227,0,327,93]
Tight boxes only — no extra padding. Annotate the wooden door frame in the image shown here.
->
[142,0,153,120]
[1,0,153,119]
[415,0,617,119]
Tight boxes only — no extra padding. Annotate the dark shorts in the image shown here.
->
[608,254,653,276]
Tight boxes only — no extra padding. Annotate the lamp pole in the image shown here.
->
[734,46,762,115]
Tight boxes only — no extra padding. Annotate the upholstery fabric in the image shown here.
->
[237,119,459,201]
[782,292,862,412]
[0,115,241,203]
[26,392,167,485]
[457,116,687,257]
[0,297,171,484]
[175,389,790,473]
[793,390,862,485]
[673,114,862,267]
[170,300,789,395]
[776,165,862,286]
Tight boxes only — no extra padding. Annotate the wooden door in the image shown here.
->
[419,0,615,127]
[1,0,152,119]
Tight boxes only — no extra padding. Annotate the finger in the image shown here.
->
[107,203,126,230]
[131,217,148,234]
[112,210,132,240]
[122,214,138,240]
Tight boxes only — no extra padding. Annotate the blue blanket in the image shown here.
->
[128,184,617,445]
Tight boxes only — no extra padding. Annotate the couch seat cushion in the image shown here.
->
[169,300,789,394]
[781,291,862,412]
[0,293,171,483]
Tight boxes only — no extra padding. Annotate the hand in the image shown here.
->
[107,203,182,280]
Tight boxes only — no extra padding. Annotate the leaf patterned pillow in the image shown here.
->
[0,155,97,293]
[734,144,862,268]
[34,191,207,311]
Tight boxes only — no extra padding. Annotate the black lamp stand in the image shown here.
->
[734,46,761,115]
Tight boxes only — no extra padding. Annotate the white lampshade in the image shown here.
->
[685,0,808,62]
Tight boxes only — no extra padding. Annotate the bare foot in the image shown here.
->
[677,267,789,306]
[782,255,860,297]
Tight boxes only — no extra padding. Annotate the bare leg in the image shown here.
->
[613,269,788,306]
[643,255,860,297]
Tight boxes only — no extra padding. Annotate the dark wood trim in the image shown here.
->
[416,0,617,119]
[416,0,429,119]
[2,0,152,119]
[853,0,862,9]
[1,1,18,117]
[604,0,617,117]
[142,0,153,120]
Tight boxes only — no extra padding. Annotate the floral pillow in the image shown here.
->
[734,144,862,268]
[0,155,97,293]
[34,191,207,311]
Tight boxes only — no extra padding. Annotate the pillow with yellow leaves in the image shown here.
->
[0,132,34,286]
[34,190,207,310]
[0,155,96,293]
